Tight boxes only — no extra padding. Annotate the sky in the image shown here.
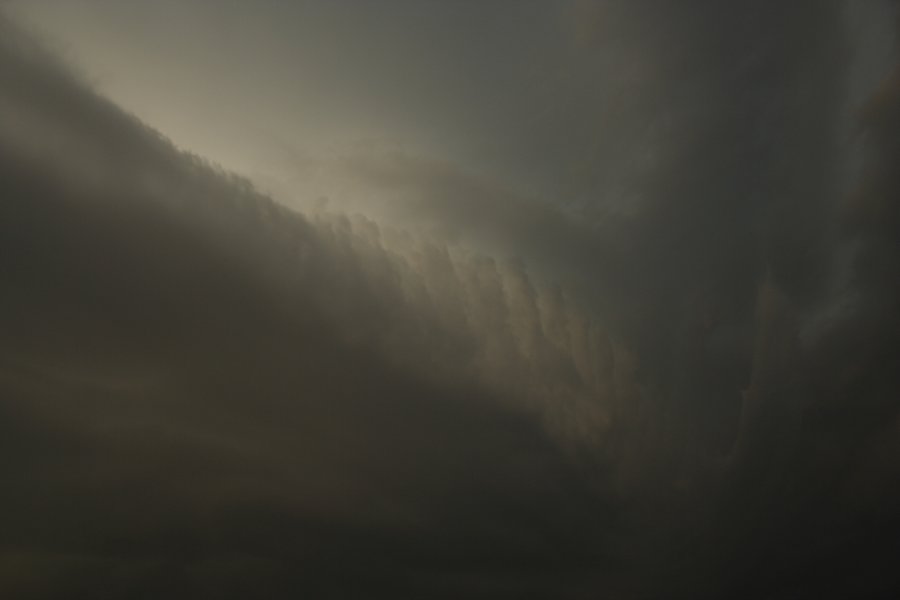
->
[7,2,585,205]
[1,1,900,598]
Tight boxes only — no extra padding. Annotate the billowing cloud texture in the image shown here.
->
[2,2,900,598]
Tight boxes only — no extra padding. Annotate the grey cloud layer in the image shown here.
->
[0,17,624,598]
[2,2,900,598]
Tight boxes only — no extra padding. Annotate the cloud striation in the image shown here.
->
[1,3,900,598]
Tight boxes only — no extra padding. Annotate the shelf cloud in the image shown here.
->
[2,2,899,598]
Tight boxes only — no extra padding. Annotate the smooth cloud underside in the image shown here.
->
[2,3,900,599]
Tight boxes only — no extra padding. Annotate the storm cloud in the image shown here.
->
[2,2,900,598]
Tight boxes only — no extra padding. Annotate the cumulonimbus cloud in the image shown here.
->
[2,2,900,598]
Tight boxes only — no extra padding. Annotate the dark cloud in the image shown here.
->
[2,2,900,599]
[0,14,623,599]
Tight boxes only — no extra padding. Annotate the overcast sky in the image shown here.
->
[8,2,590,204]
[8,1,896,221]
[2,2,900,598]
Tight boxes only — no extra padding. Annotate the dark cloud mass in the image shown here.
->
[2,2,900,598]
